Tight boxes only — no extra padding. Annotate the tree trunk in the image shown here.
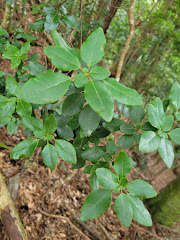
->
[148,177,180,227]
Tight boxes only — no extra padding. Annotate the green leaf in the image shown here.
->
[2,44,21,68]
[175,112,180,121]
[44,46,80,71]
[117,135,134,149]
[103,78,142,106]
[6,75,20,97]
[169,128,180,145]
[57,125,74,140]
[79,105,100,136]
[85,81,114,122]
[90,174,99,190]
[147,98,165,129]
[139,131,160,153]
[21,116,44,138]
[120,122,135,135]
[161,115,174,132]
[81,147,105,162]
[0,97,16,118]
[74,73,88,88]
[44,114,57,134]
[103,118,123,132]
[80,189,112,221]
[42,144,58,170]
[127,195,152,226]
[80,27,106,67]
[55,139,76,164]
[20,71,70,104]
[114,193,133,227]
[16,100,32,117]
[113,152,132,177]
[106,139,117,155]
[11,139,39,159]
[96,168,119,191]
[90,66,110,80]
[127,180,157,199]
[158,138,174,168]
[20,41,30,55]
[169,82,180,109]
[51,30,70,49]
[62,93,84,116]
[129,106,144,123]
[7,117,18,135]
[25,60,46,76]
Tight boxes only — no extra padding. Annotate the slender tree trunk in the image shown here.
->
[0,171,28,240]
[1,0,14,31]
[148,177,180,227]
[103,0,123,33]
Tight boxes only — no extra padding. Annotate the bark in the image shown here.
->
[103,0,123,34]
[1,1,14,31]
[148,177,180,227]
[0,171,28,240]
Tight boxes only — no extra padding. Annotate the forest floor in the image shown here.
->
[0,127,180,240]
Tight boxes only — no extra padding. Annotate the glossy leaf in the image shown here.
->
[16,100,32,117]
[127,195,152,226]
[79,105,100,136]
[85,81,114,122]
[90,174,99,190]
[114,193,133,227]
[74,73,88,88]
[11,139,38,159]
[96,168,119,191]
[161,115,174,132]
[42,143,58,170]
[55,139,76,164]
[139,131,160,153]
[62,93,84,116]
[113,152,132,177]
[80,189,112,221]
[103,78,142,106]
[127,180,157,199]
[158,138,174,168]
[147,98,165,129]
[44,46,80,71]
[80,27,106,67]
[169,82,180,109]
[90,66,110,80]
[20,71,70,104]
[168,128,180,144]
[6,75,20,97]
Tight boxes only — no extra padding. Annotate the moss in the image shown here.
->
[148,177,180,226]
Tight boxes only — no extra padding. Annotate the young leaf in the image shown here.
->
[85,80,114,122]
[79,105,100,136]
[44,46,80,71]
[168,128,180,145]
[127,180,157,199]
[161,115,174,132]
[103,78,142,106]
[127,195,152,226]
[158,138,174,168]
[96,168,119,191]
[11,139,39,159]
[90,66,110,80]
[114,193,133,227]
[16,100,32,117]
[62,93,84,116]
[6,75,20,97]
[42,143,58,170]
[55,139,77,164]
[113,152,132,177]
[80,189,112,221]
[169,82,180,109]
[80,27,106,67]
[139,131,160,153]
[20,71,70,104]
[90,174,99,190]
[74,73,88,88]
[147,97,165,129]
[44,114,57,134]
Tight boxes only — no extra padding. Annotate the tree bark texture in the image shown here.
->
[0,171,28,240]
[148,177,180,227]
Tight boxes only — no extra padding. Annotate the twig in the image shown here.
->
[116,0,136,81]
[80,0,83,47]
[38,208,91,240]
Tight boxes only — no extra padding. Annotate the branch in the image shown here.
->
[115,0,136,81]
[0,171,28,240]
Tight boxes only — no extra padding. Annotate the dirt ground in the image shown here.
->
[0,127,180,240]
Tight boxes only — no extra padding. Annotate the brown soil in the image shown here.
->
[0,127,180,240]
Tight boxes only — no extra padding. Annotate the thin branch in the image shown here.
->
[80,0,83,47]
[116,0,136,81]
